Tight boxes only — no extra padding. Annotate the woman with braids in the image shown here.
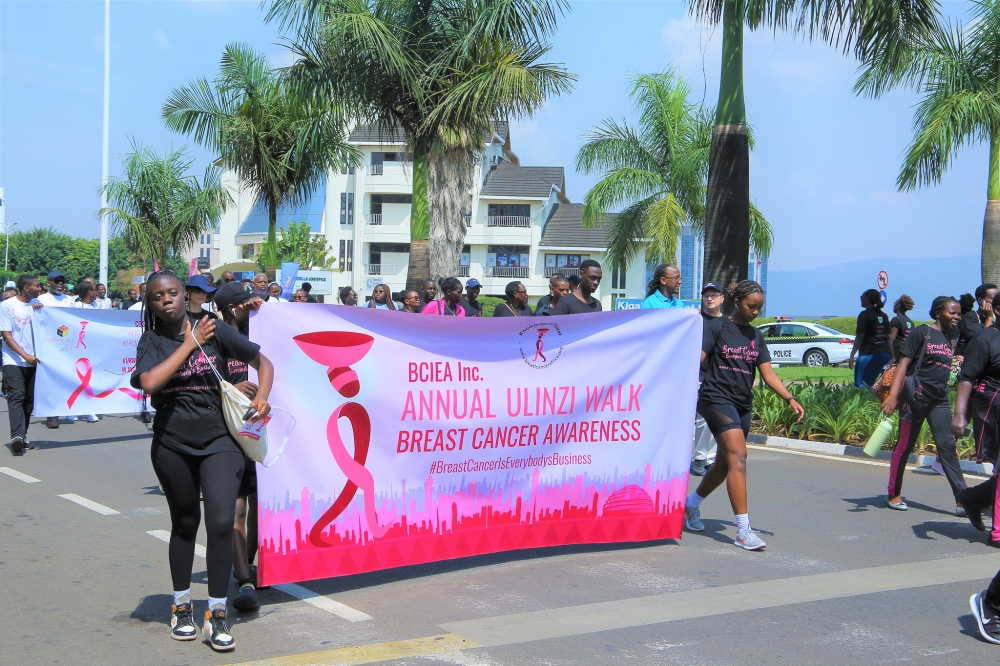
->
[367,283,396,311]
[684,281,805,551]
[849,288,892,389]
[130,271,273,652]
[888,294,915,363]
[882,296,967,512]
[421,277,465,316]
[493,280,532,317]
[338,286,358,306]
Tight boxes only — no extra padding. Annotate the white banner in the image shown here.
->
[33,309,145,416]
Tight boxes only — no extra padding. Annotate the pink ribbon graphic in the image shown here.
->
[67,358,142,407]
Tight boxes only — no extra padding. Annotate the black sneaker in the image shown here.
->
[23,439,34,451]
[971,591,1000,644]
[203,608,235,651]
[45,417,59,429]
[170,602,197,641]
[140,411,152,424]
[232,584,259,613]
[9,436,23,456]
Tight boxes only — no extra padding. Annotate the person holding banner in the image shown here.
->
[131,271,273,652]
[421,278,465,316]
[1,275,42,456]
[684,280,805,551]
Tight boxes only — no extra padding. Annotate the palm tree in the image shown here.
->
[99,142,229,268]
[162,43,358,255]
[267,0,575,288]
[689,0,939,287]
[578,69,772,275]
[856,0,1000,283]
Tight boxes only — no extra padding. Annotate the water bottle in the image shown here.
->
[864,419,894,457]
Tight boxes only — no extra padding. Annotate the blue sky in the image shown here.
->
[0,0,984,275]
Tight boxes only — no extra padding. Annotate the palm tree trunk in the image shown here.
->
[406,144,431,291]
[984,127,1000,284]
[267,198,278,251]
[427,145,474,282]
[703,0,750,291]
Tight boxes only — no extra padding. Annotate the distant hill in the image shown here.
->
[766,256,982,317]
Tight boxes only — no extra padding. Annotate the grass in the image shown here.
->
[774,365,854,383]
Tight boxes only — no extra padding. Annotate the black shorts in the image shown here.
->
[238,455,257,497]
[697,401,751,438]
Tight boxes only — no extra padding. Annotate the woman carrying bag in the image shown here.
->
[130,271,273,653]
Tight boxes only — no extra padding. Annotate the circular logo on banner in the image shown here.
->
[877,270,889,290]
[518,322,564,369]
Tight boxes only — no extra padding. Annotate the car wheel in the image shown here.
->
[804,349,828,367]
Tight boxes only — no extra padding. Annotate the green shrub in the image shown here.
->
[818,317,857,335]
[480,296,504,317]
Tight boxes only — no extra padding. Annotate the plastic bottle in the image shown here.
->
[864,419,894,457]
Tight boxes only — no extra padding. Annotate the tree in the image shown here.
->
[257,221,336,271]
[856,0,1000,283]
[689,0,939,287]
[268,0,575,288]
[99,142,229,268]
[577,69,772,274]
[162,43,358,253]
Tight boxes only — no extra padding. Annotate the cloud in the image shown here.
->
[2,51,101,94]
[152,28,171,51]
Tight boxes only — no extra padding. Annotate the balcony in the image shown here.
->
[487,215,531,228]
[484,266,529,278]
[544,267,574,277]
[367,163,410,177]
[366,264,404,276]
[367,213,409,226]
[457,265,470,277]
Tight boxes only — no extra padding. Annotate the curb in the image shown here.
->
[747,433,995,476]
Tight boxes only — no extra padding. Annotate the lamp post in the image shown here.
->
[98,0,111,287]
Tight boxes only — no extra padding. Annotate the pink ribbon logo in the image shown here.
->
[67,358,142,407]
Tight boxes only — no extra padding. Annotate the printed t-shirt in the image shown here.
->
[890,314,914,355]
[130,315,260,456]
[71,300,99,309]
[699,316,771,412]
[955,309,984,356]
[959,327,1000,393]
[460,298,483,317]
[38,292,72,308]
[493,302,533,317]
[0,297,39,367]
[551,294,601,315]
[900,324,953,403]
[855,308,890,355]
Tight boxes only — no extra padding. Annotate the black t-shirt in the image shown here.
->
[701,310,722,321]
[493,302,533,317]
[536,294,552,312]
[890,314,914,355]
[130,316,260,456]
[955,310,984,356]
[900,324,954,403]
[856,308,890,355]
[460,298,482,317]
[959,326,1000,394]
[699,316,771,411]
[551,293,602,315]
[122,298,139,310]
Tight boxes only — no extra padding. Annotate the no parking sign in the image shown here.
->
[877,270,889,305]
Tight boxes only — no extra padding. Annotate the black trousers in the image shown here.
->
[3,365,35,440]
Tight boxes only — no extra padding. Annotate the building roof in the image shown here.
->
[522,167,565,196]
[490,120,510,144]
[236,175,326,237]
[481,160,558,199]
[539,203,611,249]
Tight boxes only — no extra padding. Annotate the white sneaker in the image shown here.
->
[86,414,99,423]
[735,527,766,551]
[684,506,705,532]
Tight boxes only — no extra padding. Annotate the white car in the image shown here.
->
[756,321,855,367]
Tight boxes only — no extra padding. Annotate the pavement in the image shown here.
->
[3,408,1000,665]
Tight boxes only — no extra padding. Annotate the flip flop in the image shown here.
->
[886,500,909,511]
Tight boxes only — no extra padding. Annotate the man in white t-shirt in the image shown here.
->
[37,271,72,428]
[127,282,146,311]
[0,275,43,455]
[94,283,112,310]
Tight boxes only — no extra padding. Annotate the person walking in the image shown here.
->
[535,276,570,316]
[122,287,140,310]
[0,275,42,455]
[535,274,566,314]
[129,282,147,311]
[691,281,725,476]
[493,281,532,317]
[460,279,484,317]
[881,296,967,512]
[684,281,805,550]
[551,260,603,315]
[956,283,998,358]
[849,289,892,389]
[367,284,396,311]
[95,283,112,309]
[421,278,466,316]
[266,283,288,302]
[130,271,273,652]
[399,290,422,313]
[338,287,358,306]
[185,275,218,321]
[640,264,684,308]
[418,279,438,311]
[888,295,916,362]
[700,282,724,319]
[301,282,317,303]
[291,289,309,303]
[39,271,72,428]
[71,281,99,309]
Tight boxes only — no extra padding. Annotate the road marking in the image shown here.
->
[0,467,40,483]
[275,583,373,622]
[439,552,1000,647]
[147,529,206,558]
[57,493,119,515]
[230,633,478,666]
[747,444,989,480]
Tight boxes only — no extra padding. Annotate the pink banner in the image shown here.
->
[251,304,701,586]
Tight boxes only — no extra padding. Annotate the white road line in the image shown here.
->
[275,583,373,622]
[0,467,40,483]
[746,444,989,480]
[147,529,206,558]
[57,493,120,516]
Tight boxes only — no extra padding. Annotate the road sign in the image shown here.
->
[879,289,887,306]
[877,270,889,290]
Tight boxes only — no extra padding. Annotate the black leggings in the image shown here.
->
[151,441,244,598]
[698,401,752,438]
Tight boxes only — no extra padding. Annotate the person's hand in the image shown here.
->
[242,297,265,312]
[32,302,43,310]
[23,354,37,366]
[235,381,258,400]
[984,299,995,326]
[187,317,216,347]
[790,399,805,422]
[249,397,270,422]
[952,414,969,439]
[882,395,897,417]
[848,355,855,369]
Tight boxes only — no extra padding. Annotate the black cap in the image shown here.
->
[214,282,253,311]
[47,270,66,281]
[701,281,723,294]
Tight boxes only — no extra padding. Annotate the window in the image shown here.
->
[777,325,814,338]
[371,152,405,164]
[371,194,413,215]
[544,254,590,270]
[611,265,626,290]
[341,193,347,225]
[488,204,530,218]
[206,234,211,245]
[340,239,346,268]
[460,245,470,267]
[347,193,354,225]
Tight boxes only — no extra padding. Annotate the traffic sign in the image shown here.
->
[877,270,889,290]
[879,289,887,306]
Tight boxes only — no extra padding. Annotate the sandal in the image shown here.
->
[886,499,909,511]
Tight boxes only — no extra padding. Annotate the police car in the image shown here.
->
[756,321,855,367]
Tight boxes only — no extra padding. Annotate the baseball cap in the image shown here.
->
[4,281,15,290]
[701,281,723,294]
[47,270,66,281]
[466,278,481,288]
[185,274,217,294]
[214,282,253,310]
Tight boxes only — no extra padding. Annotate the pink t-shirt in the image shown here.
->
[421,299,465,317]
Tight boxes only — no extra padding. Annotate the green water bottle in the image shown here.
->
[864,419,893,457]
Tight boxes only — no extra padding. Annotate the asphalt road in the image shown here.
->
[3,408,1000,666]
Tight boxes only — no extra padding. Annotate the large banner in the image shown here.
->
[251,305,701,586]
[34,309,145,416]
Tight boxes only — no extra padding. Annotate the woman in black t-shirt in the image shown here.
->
[955,284,998,357]
[882,296,966,512]
[849,289,891,389]
[684,281,805,552]
[888,294,915,362]
[493,281,533,317]
[130,272,273,652]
